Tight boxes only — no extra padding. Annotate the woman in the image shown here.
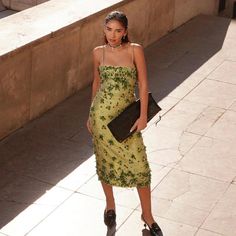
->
[86,11,163,236]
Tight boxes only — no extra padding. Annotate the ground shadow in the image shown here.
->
[144,15,231,102]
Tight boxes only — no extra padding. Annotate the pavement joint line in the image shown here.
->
[150,167,173,190]
[147,147,182,153]
[172,165,233,184]
[206,77,236,86]
[204,107,226,128]
[0,231,9,236]
[145,124,203,160]
[200,56,226,78]
[152,194,213,214]
[194,228,224,236]
[194,181,232,235]
[149,162,169,169]
[133,207,200,232]
[225,58,236,63]
[165,50,191,68]
[203,132,235,142]
[74,190,141,216]
[115,208,138,232]
[23,188,78,236]
[181,105,226,137]
[146,73,209,122]
[3,170,97,194]
[177,131,188,157]
[150,165,173,186]
[181,97,231,110]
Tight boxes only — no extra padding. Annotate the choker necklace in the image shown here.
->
[107,42,122,50]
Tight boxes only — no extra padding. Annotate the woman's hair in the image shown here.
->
[104,10,130,44]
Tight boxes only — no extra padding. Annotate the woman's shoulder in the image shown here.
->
[129,42,144,54]
[129,42,144,56]
[92,45,106,61]
[129,42,143,49]
[93,45,105,53]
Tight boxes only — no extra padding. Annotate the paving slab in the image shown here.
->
[207,60,236,84]
[142,169,229,227]
[158,99,208,131]
[77,163,171,208]
[205,110,236,141]
[229,100,236,112]
[185,106,225,136]
[0,233,8,236]
[175,136,236,182]
[195,229,224,236]
[26,193,132,236]
[117,210,198,236]
[184,79,236,109]
[143,125,201,167]
[202,184,236,236]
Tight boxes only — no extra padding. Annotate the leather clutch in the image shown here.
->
[107,92,162,142]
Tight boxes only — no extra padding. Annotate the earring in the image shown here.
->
[123,35,126,40]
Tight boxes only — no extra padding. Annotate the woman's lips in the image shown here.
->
[109,39,117,43]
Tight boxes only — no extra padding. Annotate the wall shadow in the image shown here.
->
[144,15,231,102]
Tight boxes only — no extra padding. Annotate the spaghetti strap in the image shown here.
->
[102,45,105,65]
[131,43,134,65]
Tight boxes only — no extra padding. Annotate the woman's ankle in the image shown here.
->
[142,212,155,224]
[106,200,116,211]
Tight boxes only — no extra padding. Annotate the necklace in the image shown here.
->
[107,42,122,50]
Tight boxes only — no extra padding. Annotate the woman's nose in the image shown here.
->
[111,31,115,37]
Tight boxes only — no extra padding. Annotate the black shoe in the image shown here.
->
[104,209,116,228]
[141,214,163,236]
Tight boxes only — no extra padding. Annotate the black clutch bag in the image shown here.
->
[107,92,162,142]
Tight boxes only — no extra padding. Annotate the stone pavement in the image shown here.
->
[0,14,236,236]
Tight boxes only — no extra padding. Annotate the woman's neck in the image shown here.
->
[107,42,123,50]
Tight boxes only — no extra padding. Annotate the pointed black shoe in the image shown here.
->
[104,209,116,228]
[141,214,163,236]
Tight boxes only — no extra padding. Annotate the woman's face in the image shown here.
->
[104,20,127,46]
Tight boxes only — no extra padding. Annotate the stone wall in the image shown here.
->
[174,0,220,28]
[0,0,219,140]
[2,0,48,11]
[0,1,6,11]
[221,0,236,17]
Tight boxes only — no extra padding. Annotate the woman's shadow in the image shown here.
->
[106,224,117,236]
[105,224,152,236]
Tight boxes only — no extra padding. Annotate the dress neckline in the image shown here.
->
[99,65,136,70]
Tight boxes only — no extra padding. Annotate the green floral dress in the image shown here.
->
[89,65,151,188]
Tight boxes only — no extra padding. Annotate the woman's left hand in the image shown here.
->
[130,116,147,133]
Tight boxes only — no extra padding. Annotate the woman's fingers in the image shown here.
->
[130,119,139,133]
[87,119,92,133]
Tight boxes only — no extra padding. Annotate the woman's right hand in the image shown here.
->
[86,118,92,134]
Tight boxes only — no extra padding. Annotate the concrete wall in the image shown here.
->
[0,0,219,140]
[174,0,219,28]
[0,1,6,11]
[2,0,48,11]
[221,0,236,18]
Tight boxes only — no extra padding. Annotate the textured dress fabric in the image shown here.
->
[89,45,151,188]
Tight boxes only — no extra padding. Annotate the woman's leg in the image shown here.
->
[137,186,155,225]
[101,182,116,211]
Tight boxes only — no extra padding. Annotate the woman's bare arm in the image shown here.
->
[131,43,149,131]
[90,47,102,104]
[87,46,102,133]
